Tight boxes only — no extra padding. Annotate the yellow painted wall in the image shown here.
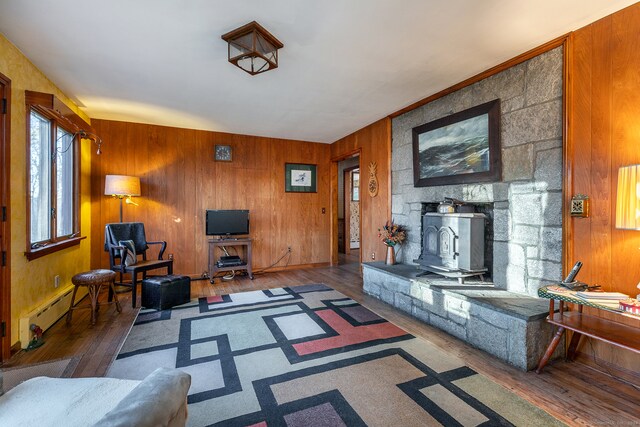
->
[0,34,93,345]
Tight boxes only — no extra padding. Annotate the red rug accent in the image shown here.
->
[293,309,408,356]
[206,295,224,303]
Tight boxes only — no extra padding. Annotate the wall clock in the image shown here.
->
[215,145,232,162]
[368,161,379,197]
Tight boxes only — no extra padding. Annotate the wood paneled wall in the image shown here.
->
[331,118,391,264]
[90,120,331,275]
[567,3,640,380]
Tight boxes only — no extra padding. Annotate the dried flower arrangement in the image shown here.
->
[378,220,407,247]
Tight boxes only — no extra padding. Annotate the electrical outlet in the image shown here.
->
[371,253,375,260]
[54,275,60,288]
[287,246,292,253]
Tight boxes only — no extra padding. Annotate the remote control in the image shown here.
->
[563,261,582,283]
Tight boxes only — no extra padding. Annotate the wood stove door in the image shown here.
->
[438,226,458,268]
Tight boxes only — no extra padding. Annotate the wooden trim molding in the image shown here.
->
[24,90,91,131]
[24,236,86,261]
[0,71,11,362]
[389,33,570,118]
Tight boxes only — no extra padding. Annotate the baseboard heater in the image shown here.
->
[18,285,87,348]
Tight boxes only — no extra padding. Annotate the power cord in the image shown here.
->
[253,247,292,275]
[586,337,640,391]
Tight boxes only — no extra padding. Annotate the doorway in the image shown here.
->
[336,155,360,265]
[0,72,10,362]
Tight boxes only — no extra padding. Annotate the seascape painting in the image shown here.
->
[417,114,489,179]
[412,99,501,187]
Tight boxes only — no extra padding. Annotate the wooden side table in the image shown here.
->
[208,238,254,283]
[536,286,640,373]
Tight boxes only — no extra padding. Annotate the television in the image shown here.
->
[206,210,249,236]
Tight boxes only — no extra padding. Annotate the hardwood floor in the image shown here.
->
[3,261,639,425]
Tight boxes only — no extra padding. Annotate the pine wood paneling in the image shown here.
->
[567,3,640,381]
[91,120,331,275]
[331,118,391,265]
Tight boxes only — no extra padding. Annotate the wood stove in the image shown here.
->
[417,212,487,283]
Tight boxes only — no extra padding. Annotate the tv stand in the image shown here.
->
[208,238,253,284]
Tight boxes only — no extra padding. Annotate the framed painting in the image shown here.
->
[412,99,501,187]
[285,163,317,193]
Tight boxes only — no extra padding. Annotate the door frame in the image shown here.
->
[0,72,11,361]
[343,165,359,256]
[330,149,361,265]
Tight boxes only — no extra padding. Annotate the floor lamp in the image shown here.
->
[105,175,141,222]
[615,164,640,298]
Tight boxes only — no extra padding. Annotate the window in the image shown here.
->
[27,106,80,257]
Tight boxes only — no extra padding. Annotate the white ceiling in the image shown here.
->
[0,0,636,143]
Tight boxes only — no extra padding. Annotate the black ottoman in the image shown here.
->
[141,275,191,310]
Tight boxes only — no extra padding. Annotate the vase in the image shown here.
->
[385,245,396,265]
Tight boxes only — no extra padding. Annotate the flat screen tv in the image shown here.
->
[206,210,249,236]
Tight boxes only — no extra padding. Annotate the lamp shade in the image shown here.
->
[104,175,141,197]
[615,164,640,230]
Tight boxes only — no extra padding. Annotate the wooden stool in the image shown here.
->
[67,269,122,325]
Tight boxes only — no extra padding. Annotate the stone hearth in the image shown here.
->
[363,262,563,371]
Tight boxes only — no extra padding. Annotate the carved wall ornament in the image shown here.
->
[368,161,379,197]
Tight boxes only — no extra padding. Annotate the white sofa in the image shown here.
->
[0,367,191,426]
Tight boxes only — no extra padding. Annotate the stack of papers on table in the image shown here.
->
[575,292,629,304]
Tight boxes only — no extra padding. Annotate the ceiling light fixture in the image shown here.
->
[221,21,283,75]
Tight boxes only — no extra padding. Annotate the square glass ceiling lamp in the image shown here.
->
[221,21,284,75]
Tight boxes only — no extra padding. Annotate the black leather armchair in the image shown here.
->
[104,222,173,307]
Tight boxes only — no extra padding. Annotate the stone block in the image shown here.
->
[395,280,412,296]
[512,224,540,245]
[410,284,422,300]
[540,226,562,262]
[429,314,467,340]
[392,144,413,171]
[420,287,447,318]
[403,242,422,265]
[542,192,562,226]
[534,148,562,191]
[391,195,405,214]
[493,200,509,209]
[506,320,528,369]
[364,283,381,297]
[380,289,395,305]
[527,246,539,258]
[506,265,527,294]
[469,304,511,330]
[492,182,510,202]
[472,63,525,102]
[395,293,413,314]
[502,144,534,182]
[527,259,562,281]
[511,193,543,226]
[445,295,470,325]
[534,139,562,151]
[525,47,563,106]
[468,319,508,360]
[398,168,414,186]
[502,99,562,147]
[463,184,494,202]
[522,320,564,370]
[509,182,537,195]
[493,209,511,241]
[502,95,525,113]
[506,243,526,268]
[412,305,430,323]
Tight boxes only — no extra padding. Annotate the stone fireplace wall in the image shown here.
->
[391,47,563,297]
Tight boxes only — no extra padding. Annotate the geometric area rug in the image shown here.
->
[107,284,565,427]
